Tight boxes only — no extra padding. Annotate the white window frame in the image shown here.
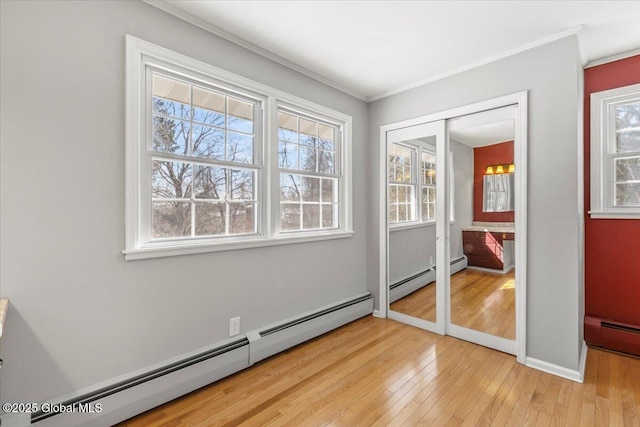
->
[124,36,353,260]
[590,83,640,219]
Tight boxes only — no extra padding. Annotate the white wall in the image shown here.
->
[0,1,369,404]
[368,36,584,371]
[388,139,472,284]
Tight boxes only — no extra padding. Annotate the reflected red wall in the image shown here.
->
[473,141,514,222]
[585,55,640,326]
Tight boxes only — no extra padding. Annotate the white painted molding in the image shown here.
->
[370,26,583,101]
[586,47,640,69]
[526,345,587,383]
[579,340,588,382]
[141,0,368,102]
[372,309,384,318]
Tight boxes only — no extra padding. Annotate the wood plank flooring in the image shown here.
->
[118,316,640,426]
[390,268,515,340]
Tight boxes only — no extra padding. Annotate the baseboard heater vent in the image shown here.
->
[249,293,373,364]
[389,256,467,303]
[24,293,372,427]
[585,315,640,357]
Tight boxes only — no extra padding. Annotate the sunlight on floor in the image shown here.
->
[500,279,515,290]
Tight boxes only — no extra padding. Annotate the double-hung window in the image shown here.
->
[149,72,261,240]
[278,109,340,231]
[590,83,640,218]
[388,142,438,226]
[124,36,352,260]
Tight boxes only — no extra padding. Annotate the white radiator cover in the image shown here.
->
[2,293,373,427]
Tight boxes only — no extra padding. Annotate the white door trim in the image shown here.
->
[379,91,528,364]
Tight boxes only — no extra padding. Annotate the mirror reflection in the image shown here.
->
[387,137,437,322]
[450,117,516,340]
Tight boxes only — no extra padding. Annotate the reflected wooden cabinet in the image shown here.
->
[463,231,513,270]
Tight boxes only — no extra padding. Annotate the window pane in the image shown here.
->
[318,150,335,174]
[615,103,640,153]
[302,204,320,229]
[152,161,192,198]
[322,178,335,202]
[281,204,300,231]
[388,164,397,183]
[616,103,640,130]
[192,124,224,159]
[230,169,254,200]
[152,74,190,119]
[153,97,190,120]
[389,185,398,203]
[398,204,407,222]
[616,130,640,153]
[319,123,334,142]
[299,146,317,172]
[615,183,640,206]
[193,166,226,200]
[152,201,191,238]
[194,202,225,236]
[227,97,254,133]
[615,157,640,182]
[230,202,255,234]
[192,87,225,126]
[389,204,398,223]
[279,141,299,169]
[422,151,436,185]
[280,174,301,202]
[398,185,407,202]
[152,117,189,155]
[227,131,253,163]
[278,112,298,141]
[302,176,320,201]
[322,204,335,228]
[299,118,317,146]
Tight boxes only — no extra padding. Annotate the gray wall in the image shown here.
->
[388,139,472,284]
[368,37,584,371]
[0,1,369,403]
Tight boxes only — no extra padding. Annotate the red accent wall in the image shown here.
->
[584,54,640,326]
[473,141,514,222]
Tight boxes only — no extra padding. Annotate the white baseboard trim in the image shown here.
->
[372,309,384,318]
[578,340,588,382]
[525,342,587,383]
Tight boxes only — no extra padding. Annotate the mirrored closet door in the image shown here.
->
[385,120,447,334]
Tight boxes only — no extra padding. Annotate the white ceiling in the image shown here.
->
[152,0,640,101]
[450,121,515,148]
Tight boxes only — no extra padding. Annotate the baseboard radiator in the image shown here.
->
[18,293,373,427]
[389,256,468,303]
[584,315,640,356]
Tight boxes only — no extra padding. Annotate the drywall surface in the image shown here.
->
[0,1,368,403]
[368,36,583,371]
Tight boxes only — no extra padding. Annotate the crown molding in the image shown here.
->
[585,47,640,68]
[142,0,369,102]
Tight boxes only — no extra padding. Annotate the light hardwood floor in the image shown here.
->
[390,268,515,340]
[119,316,640,426]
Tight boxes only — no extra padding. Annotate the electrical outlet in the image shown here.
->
[229,317,240,336]
[429,256,434,266]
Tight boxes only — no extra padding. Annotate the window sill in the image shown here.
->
[123,230,354,261]
[588,211,640,220]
